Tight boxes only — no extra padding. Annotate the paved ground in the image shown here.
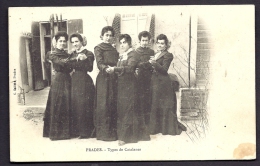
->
[20,87,182,114]
[19,87,50,107]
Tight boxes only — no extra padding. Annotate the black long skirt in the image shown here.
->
[94,72,117,141]
[117,74,150,143]
[70,71,95,138]
[43,72,71,140]
[149,73,183,135]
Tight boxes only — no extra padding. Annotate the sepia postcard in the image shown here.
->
[9,5,255,161]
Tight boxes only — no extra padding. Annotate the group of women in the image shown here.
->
[43,26,186,146]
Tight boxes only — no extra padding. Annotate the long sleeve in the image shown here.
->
[114,51,139,74]
[153,53,173,75]
[94,46,108,72]
[85,51,95,72]
[49,53,73,73]
[138,61,154,71]
[49,53,68,67]
[45,51,51,62]
[137,49,154,70]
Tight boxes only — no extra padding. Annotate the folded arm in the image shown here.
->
[152,53,173,74]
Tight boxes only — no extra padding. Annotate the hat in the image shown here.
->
[80,34,87,46]
[52,37,57,48]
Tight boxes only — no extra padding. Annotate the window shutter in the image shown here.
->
[111,13,121,49]
[149,14,155,44]
[31,21,44,90]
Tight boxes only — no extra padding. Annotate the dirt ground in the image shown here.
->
[10,88,255,161]
[12,89,206,161]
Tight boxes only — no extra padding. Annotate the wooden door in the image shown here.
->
[31,21,45,90]
[19,37,29,91]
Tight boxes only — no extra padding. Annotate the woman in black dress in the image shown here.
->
[68,33,95,139]
[149,34,186,135]
[94,26,119,141]
[43,31,72,140]
[107,34,150,146]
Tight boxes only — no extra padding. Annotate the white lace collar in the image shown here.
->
[75,46,87,53]
[121,48,133,56]
[119,48,133,61]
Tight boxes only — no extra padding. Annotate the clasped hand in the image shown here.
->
[149,56,156,64]
[106,65,114,74]
[76,53,88,61]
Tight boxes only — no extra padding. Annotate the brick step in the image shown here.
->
[180,109,200,113]
[180,116,202,121]
[180,89,208,110]
[195,83,211,88]
[180,100,208,109]
[180,112,200,117]
[181,96,208,101]
[180,89,208,96]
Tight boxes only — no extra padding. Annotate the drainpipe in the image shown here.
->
[188,15,191,88]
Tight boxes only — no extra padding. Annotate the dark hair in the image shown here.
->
[54,31,68,42]
[138,31,151,41]
[119,34,132,47]
[69,33,83,43]
[101,26,115,37]
[156,34,169,46]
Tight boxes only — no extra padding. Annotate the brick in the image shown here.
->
[197,37,213,43]
[197,24,211,30]
[181,89,208,94]
[180,116,202,121]
[197,49,212,55]
[196,81,211,87]
[197,29,211,34]
[180,109,200,113]
[181,94,206,100]
[197,30,212,38]
[197,43,214,49]
[197,54,211,61]
[180,90,209,113]
[181,112,199,117]
[197,52,213,57]
[196,62,210,68]
[196,74,209,80]
[181,90,192,96]
[196,68,210,75]
[181,100,196,109]
[197,18,207,24]
[181,100,207,109]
